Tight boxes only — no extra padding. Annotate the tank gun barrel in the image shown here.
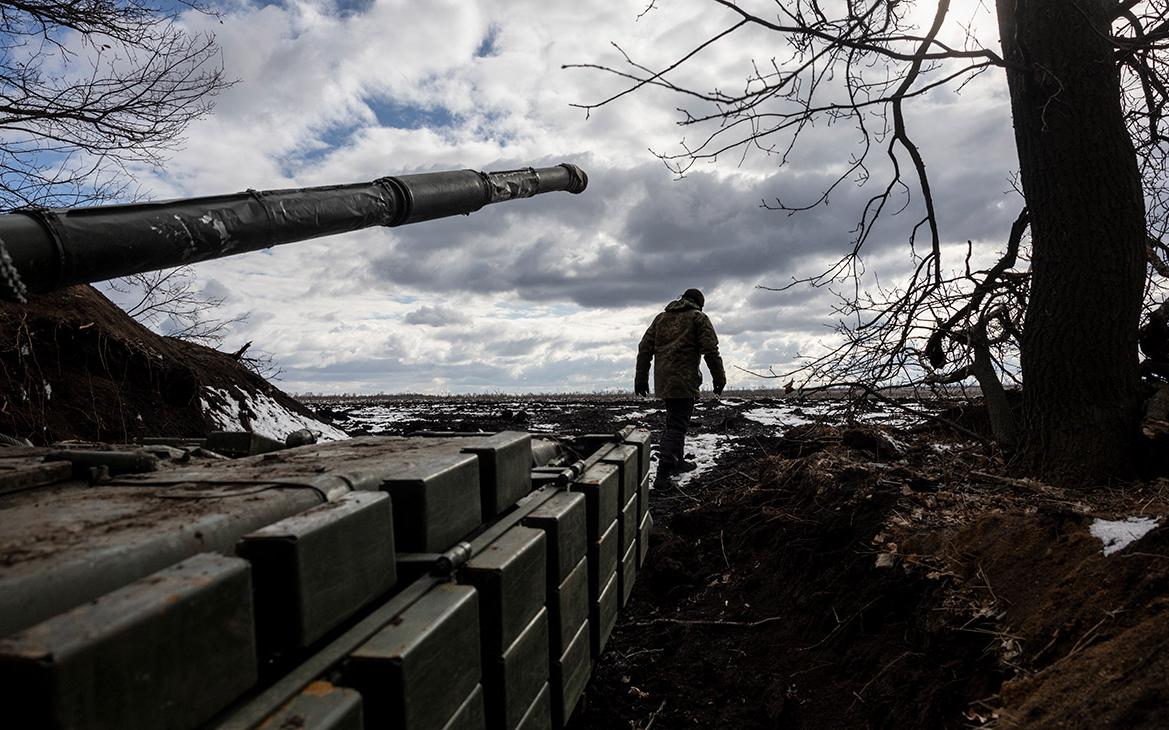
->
[0,163,588,301]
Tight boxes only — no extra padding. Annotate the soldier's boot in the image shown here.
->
[671,459,698,475]
[655,455,678,483]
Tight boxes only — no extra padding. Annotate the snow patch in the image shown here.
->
[1089,516,1160,556]
[202,386,348,442]
[675,433,728,487]
[343,405,412,433]
[742,407,790,427]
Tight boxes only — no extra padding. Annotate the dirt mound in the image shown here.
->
[903,505,1169,728]
[570,421,1169,729]
[0,285,328,444]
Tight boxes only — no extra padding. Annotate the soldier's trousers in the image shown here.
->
[659,397,695,465]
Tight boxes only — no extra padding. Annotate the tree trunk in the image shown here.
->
[996,0,1147,483]
[969,329,1020,451]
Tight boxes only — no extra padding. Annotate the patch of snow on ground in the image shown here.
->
[675,433,729,487]
[741,400,928,431]
[342,406,413,433]
[856,409,922,428]
[1090,516,1160,556]
[203,388,241,431]
[203,386,349,442]
[743,407,791,427]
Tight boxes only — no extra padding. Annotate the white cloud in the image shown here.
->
[107,0,1022,393]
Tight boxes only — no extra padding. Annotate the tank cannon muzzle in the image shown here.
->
[0,163,588,301]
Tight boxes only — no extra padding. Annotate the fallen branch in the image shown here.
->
[627,615,786,629]
[639,700,667,730]
[735,373,993,448]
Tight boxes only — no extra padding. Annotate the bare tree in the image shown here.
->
[0,0,230,208]
[572,0,1169,483]
[103,265,243,345]
[0,1,255,362]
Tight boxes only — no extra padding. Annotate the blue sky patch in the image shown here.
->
[475,25,501,58]
[366,96,456,130]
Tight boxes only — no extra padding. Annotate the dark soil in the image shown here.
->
[549,407,1169,729]
[0,285,318,444]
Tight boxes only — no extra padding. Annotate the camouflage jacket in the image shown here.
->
[635,298,726,399]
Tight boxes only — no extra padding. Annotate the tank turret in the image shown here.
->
[0,163,588,301]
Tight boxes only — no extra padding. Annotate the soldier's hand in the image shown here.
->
[713,381,725,396]
[635,378,649,397]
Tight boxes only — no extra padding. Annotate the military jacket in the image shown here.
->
[636,298,726,399]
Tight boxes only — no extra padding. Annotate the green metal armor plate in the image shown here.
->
[460,525,547,659]
[514,682,552,730]
[639,512,653,569]
[484,607,550,730]
[0,553,256,730]
[238,491,396,653]
[621,541,638,608]
[623,429,652,484]
[639,470,650,524]
[522,490,587,584]
[591,572,619,659]
[259,681,363,730]
[459,431,534,520]
[600,444,639,507]
[552,619,591,728]
[380,451,482,552]
[588,519,618,603]
[344,583,481,730]
[550,556,589,658]
[572,463,618,545]
[620,494,638,559]
[441,685,486,730]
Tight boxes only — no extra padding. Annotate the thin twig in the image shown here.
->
[640,700,667,730]
[797,598,881,651]
[672,481,700,503]
[854,650,918,702]
[704,469,750,488]
[627,615,786,629]
[1065,614,1114,659]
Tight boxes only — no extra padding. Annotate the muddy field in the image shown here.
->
[308,395,1169,729]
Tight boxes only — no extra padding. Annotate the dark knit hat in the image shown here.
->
[683,288,705,308]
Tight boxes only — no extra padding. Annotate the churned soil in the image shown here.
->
[560,407,1169,730]
[0,285,316,444]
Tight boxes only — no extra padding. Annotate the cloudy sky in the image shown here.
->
[106,0,1021,394]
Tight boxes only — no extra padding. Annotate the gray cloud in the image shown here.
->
[365,144,1020,314]
[140,1,1023,393]
[404,305,471,327]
